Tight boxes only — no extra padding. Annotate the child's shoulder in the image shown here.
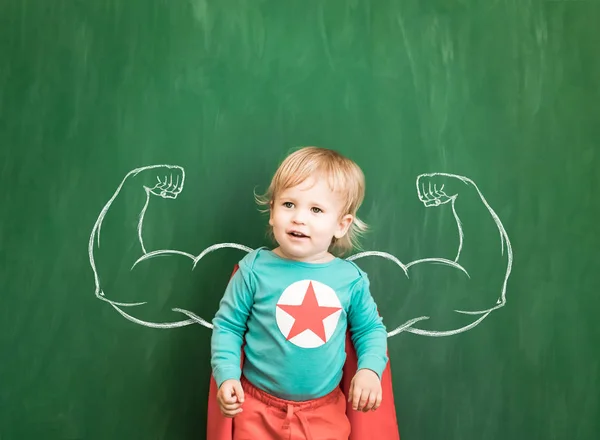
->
[342,257,365,274]
[238,246,284,271]
[329,256,365,280]
[237,247,266,272]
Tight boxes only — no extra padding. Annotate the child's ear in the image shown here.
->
[334,214,354,239]
[268,200,274,226]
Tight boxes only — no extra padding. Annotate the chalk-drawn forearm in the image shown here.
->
[416,173,467,262]
[138,167,186,253]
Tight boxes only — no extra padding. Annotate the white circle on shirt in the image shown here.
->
[275,279,343,348]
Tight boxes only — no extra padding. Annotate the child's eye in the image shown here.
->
[311,207,323,213]
[283,202,294,208]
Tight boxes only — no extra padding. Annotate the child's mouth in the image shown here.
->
[288,231,309,239]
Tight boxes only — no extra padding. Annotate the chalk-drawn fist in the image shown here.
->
[137,165,185,199]
[416,173,467,207]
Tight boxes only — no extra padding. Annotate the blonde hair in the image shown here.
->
[255,146,368,256]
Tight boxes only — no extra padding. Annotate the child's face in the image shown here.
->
[269,175,353,263]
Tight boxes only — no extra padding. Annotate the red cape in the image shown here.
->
[207,266,400,440]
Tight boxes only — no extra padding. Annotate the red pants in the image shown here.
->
[233,377,351,440]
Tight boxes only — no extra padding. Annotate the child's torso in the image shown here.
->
[240,248,363,401]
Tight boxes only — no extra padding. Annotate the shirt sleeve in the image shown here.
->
[347,272,389,378]
[210,267,254,388]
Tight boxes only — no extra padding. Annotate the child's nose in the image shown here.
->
[292,211,307,224]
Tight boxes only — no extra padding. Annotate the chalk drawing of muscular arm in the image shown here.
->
[88,164,252,329]
[348,173,513,337]
[89,167,511,337]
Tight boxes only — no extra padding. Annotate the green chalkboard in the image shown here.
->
[1,1,599,439]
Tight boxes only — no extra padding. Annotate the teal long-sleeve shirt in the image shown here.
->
[211,248,388,401]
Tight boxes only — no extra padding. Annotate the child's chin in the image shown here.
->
[280,244,311,257]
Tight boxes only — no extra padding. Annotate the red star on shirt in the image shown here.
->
[277,281,342,343]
